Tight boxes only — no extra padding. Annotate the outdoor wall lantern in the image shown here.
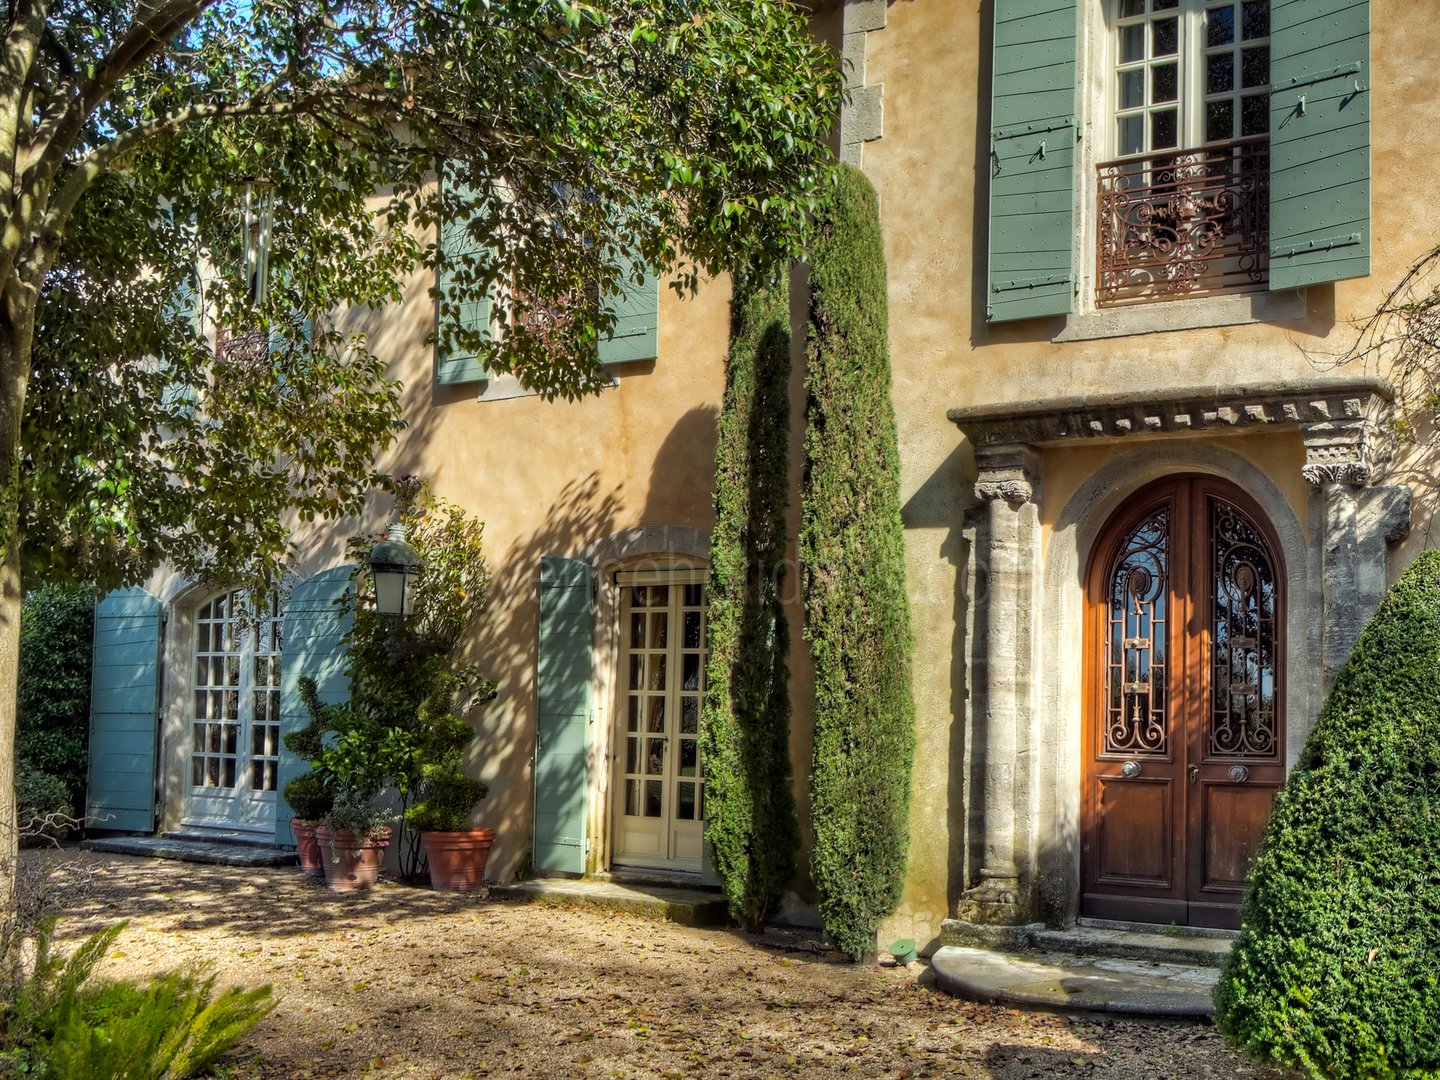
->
[369,523,424,618]
[242,178,275,305]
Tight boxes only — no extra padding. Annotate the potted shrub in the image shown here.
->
[406,763,492,892]
[280,769,332,879]
[314,798,393,892]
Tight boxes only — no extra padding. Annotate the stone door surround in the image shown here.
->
[947,376,1411,926]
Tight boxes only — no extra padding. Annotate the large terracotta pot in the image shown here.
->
[291,819,325,879]
[314,826,391,892]
[421,828,497,893]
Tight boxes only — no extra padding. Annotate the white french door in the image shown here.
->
[184,589,283,833]
[611,569,707,872]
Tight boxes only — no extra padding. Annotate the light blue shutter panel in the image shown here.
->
[598,266,659,366]
[87,589,163,833]
[987,0,1078,322]
[1268,0,1370,290]
[436,173,492,385]
[534,556,595,874]
[273,566,353,845]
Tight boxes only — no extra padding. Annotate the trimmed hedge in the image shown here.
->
[700,271,797,931]
[801,164,915,961]
[17,586,94,809]
[1215,549,1440,1079]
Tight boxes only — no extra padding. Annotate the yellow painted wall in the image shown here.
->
[861,0,1438,943]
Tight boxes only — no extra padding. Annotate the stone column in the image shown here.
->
[959,444,1041,923]
[1301,406,1411,688]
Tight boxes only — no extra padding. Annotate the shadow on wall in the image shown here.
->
[901,442,976,922]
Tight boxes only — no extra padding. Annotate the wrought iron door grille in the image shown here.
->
[1096,136,1268,307]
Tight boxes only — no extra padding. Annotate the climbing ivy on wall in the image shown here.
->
[801,164,916,961]
[700,271,798,932]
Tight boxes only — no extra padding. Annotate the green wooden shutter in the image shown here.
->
[598,266,659,366]
[987,0,1078,322]
[436,173,493,385]
[87,589,163,833]
[274,566,353,845]
[534,556,595,874]
[1268,0,1370,290]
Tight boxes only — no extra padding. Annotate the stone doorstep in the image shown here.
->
[939,918,1236,969]
[488,878,729,928]
[80,835,297,868]
[930,945,1219,1020]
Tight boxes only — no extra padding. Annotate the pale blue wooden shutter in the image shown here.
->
[987,0,1078,322]
[436,173,493,385]
[1268,0,1370,290]
[87,589,163,833]
[274,566,353,845]
[598,267,659,366]
[534,556,594,874]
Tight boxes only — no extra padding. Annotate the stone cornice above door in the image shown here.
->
[948,375,1396,488]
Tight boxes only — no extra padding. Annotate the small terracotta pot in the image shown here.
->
[314,826,391,892]
[421,828,497,892]
[291,819,325,879]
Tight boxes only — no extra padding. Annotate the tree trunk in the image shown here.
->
[0,263,42,961]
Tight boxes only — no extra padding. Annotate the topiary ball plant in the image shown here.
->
[403,764,489,834]
[281,770,333,823]
[1214,549,1440,1079]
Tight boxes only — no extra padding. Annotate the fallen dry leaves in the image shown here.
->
[27,850,1290,1079]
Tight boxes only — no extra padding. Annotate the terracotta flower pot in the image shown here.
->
[314,825,391,892]
[421,828,496,893]
[291,818,325,879]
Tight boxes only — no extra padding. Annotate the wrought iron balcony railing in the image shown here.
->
[1096,136,1269,307]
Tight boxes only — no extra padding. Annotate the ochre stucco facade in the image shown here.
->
[130,0,1437,954]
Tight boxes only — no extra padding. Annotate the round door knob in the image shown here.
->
[1120,760,1141,779]
[1228,765,1250,784]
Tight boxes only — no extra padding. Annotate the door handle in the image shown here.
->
[1188,764,1199,784]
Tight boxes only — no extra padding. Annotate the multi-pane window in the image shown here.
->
[191,590,283,793]
[1112,0,1270,156]
[619,580,707,825]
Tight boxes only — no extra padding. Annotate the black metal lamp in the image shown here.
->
[369,523,424,618]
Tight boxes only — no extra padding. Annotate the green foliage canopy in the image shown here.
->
[9,0,842,595]
[1215,550,1440,1079]
[701,271,797,932]
[801,164,916,962]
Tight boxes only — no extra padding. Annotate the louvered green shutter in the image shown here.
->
[534,556,594,874]
[1268,0,1370,290]
[987,0,1078,322]
[87,589,163,833]
[274,567,353,845]
[598,267,659,366]
[436,172,493,385]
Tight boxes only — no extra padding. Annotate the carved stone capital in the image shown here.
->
[974,445,1041,505]
[1300,401,1392,488]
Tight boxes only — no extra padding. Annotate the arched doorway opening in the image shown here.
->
[1082,475,1284,928]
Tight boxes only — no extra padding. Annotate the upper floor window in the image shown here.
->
[1096,0,1272,306]
[1111,0,1270,157]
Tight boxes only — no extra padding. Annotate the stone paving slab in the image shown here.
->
[81,836,297,868]
[930,945,1218,1019]
[489,878,729,927]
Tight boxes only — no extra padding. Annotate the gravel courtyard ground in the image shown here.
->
[26,849,1288,1079]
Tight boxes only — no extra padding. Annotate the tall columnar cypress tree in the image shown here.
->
[801,164,915,961]
[701,271,798,932]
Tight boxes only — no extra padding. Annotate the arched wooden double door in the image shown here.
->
[1083,476,1284,929]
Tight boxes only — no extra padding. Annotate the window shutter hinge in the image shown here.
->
[992,273,1071,294]
[1272,233,1362,260]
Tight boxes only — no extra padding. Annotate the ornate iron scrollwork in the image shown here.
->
[1210,498,1279,759]
[1097,136,1269,307]
[1104,508,1169,757]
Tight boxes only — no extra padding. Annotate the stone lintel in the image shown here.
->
[948,376,1394,453]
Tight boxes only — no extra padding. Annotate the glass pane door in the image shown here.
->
[613,572,707,871]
